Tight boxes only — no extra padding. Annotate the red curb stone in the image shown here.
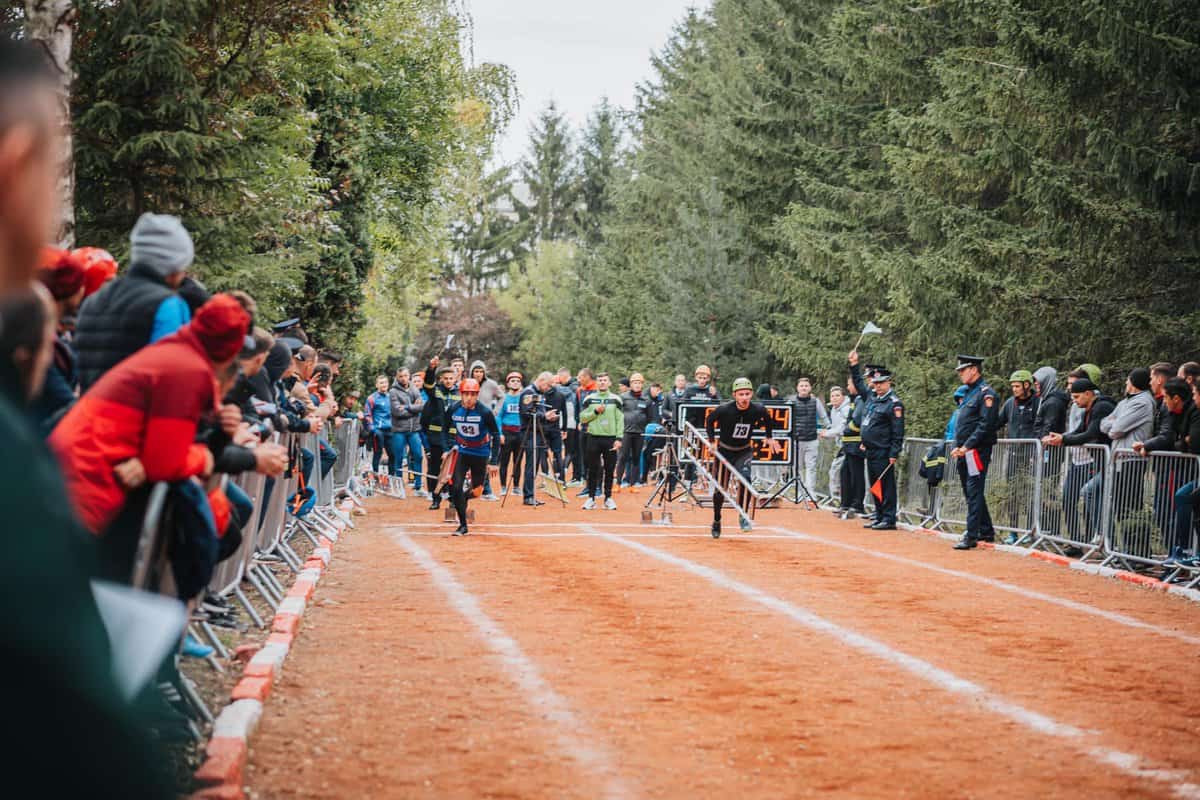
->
[231,644,261,664]
[231,675,273,702]
[272,613,300,636]
[265,632,293,646]
[194,737,246,787]
[242,661,274,679]
[1116,571,1167,590]
[1029,551,1072,566]
[303,558,326,571]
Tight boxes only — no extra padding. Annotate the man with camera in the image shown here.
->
[519,371,561,506]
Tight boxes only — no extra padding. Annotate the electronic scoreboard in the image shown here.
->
[675,402,792,465]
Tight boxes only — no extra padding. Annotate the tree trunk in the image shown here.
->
[24,0,76,248]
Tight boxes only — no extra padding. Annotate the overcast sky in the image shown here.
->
[466,1,708,167]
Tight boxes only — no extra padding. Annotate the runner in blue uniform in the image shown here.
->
[448,378,501,535]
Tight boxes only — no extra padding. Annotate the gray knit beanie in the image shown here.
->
[130,213,194,277]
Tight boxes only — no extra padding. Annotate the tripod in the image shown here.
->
[500,405,567,508]
[644,432,704,508]
[764,435,819,507]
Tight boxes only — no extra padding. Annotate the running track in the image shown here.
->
[246,498,1200,799]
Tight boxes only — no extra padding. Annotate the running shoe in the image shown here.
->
[453,524,469,536]
[739,516,752,532]
[711,521,721,539]
[582,498,597,510]
[604,497,617,510]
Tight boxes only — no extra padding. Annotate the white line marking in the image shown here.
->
[585,526,1200,799]
[390,531,632,800]
[763,526,1200,648]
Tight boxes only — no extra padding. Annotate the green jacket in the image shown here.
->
[580,390,625,438]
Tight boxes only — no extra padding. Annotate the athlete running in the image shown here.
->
[705,377,781,538]
[447,379,501,535]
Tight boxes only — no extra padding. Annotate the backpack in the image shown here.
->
[918,442,947,486]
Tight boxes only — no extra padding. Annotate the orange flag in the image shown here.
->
[870,477,884,502]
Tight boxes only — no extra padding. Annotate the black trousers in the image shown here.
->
[619,432,644,484]
[563,429,581,480]
[866,450,898,525]
[450,453,488,526]
[586,435,619,499]
[840,452,866,512]
[713,447,754,522]
[498,433,524,492]
[577,431,590,481]
[426,442,445,501]
[956,446,995,541]
[544,427,566,483]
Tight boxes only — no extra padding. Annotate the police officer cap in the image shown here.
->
[865,364,891,382]
[1009,369,1033,384]
[272,318,301,332]
[277,336,304,354]
[956,354,984,371]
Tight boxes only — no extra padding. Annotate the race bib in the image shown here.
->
[457,421,480,438]
[732,423,751,438]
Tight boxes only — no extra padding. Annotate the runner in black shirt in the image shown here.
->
[704,377,781,538]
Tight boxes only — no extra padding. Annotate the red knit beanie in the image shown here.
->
[37,247,86,300]
[190,294,251,362]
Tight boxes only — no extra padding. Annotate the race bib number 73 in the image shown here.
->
[732,423,751,438]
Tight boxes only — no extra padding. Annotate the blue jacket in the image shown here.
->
[368,390,393,432]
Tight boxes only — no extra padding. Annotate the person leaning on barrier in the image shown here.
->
[949,355,1000,549]
[848,351,904,530]
[1149,362,1177,447]
[1033,367,1069,439]
[1042,377,1115,547]
[1134,378,1200,567]
[1100,368,1156,452]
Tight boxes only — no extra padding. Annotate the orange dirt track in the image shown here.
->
[246,492,1200,799]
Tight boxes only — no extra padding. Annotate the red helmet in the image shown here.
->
[73,247,120,297]
[460,378,481,394]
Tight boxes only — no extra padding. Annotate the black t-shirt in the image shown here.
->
[705,401,776,450]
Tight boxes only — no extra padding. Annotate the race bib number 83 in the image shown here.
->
[457,422,480,438]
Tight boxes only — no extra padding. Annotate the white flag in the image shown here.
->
[444,334,455,351]
[861,321,883,336]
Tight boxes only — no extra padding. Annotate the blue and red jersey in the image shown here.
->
[450,403,501,458]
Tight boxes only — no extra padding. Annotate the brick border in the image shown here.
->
[899,523,1200,604]
[190,499,358,800]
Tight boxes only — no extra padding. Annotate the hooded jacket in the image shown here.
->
[1100,389,1156,452]
[1142,397,1200,454]
[50,325,218,534]
[469,360,503,413]
[1033,367,1069,438]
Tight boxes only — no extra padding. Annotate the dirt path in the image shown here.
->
[246,496,1200,799]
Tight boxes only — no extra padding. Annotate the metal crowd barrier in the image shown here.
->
[1032,442,1109,558]
[939,439,1042,545]
[1102,449,1200,580]
[897,437,944,528]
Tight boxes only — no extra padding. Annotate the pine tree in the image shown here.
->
[574,98,624,245]
[513,101,579,247]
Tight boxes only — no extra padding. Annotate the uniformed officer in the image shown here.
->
[849,351,904,530]
[950,354,1000,549]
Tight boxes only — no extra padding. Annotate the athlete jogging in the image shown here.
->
[705,377,781,538]
[447,379,501,535]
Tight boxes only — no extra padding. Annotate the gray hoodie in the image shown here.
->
[469,360,503,413]
[389,380,425,433]
[1100,388,1155,453]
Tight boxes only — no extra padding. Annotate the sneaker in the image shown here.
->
[832,508,848,516]
[582,498,597,510]
[739,516,752,532]
[481,493,499,502]
[576,488,592,498]
[566,479,582,487]
[428,500,441,511]
[499,488,508,497]
[711,521,721,539]
[524,498,545,507]
[453,524,469,536]
[604,497,617,510]
[1003,533,1018,546]
[181,634,213,659]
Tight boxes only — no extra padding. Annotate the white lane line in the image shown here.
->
[390,531,633,800]
[383,522,710,529]
[763,526,1200,647]
[585,526,1200,800]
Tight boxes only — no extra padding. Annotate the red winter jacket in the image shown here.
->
[50,326,218,534]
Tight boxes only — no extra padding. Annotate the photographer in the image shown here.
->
[519,372,560,506]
